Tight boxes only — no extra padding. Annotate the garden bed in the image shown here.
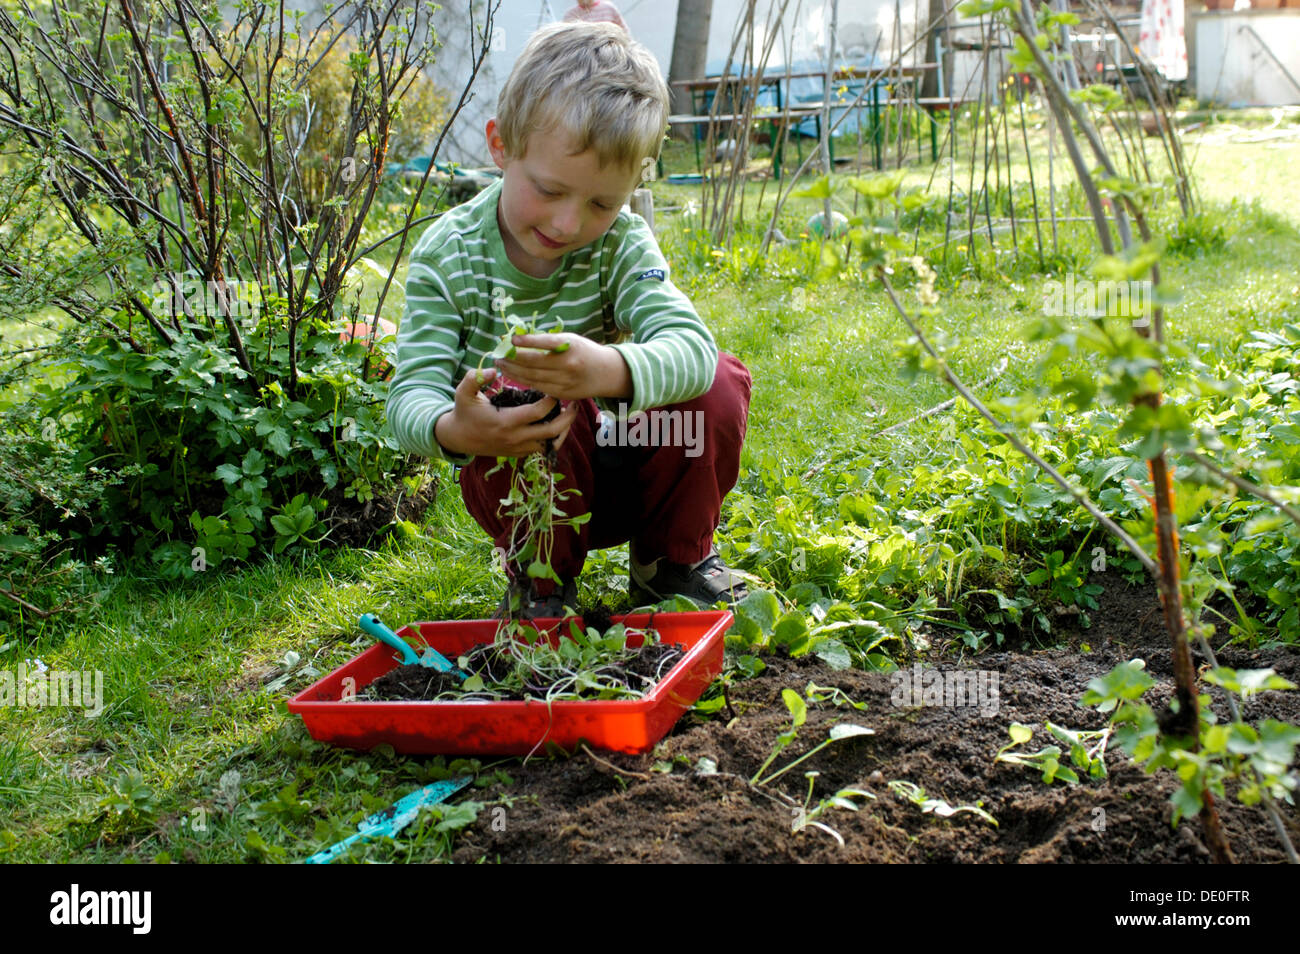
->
[451,576,1300,863]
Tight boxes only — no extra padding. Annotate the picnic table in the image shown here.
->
[667,63,975,176]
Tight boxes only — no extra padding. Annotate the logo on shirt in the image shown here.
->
[635,268,665,282]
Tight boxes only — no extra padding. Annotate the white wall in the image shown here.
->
[1193,10,1300,106]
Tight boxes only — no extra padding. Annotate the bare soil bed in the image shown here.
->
[451,574,1300,863]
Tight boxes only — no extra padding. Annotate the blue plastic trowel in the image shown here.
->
[304,776,474,864]
[358,613,466,681]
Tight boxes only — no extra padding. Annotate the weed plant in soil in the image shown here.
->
[471,301,584,606]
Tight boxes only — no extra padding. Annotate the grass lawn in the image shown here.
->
[3,105,1299,862]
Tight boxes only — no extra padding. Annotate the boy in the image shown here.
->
[387,21,752,617]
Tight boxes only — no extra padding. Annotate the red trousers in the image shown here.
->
[459,352,752,594]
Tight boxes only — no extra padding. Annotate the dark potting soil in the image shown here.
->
[489,387,561,422]
[489,386,562,461]
[450,572,1300,863]
[362,637,685,702]
[364,662,465,701]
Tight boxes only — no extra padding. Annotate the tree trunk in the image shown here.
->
[667,0,713,138]
[922,0,948,99]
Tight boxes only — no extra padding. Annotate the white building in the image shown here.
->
[272,0,1004,167]
[429,0,992,166]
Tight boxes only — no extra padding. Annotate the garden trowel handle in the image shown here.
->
[359,613,421,666]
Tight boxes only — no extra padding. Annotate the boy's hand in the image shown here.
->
[495,332,632,401]
[435,368,579,458]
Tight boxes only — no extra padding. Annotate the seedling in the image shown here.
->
[750,688,873,786]
[803,682,868,711]
[475,295,569,386]
[994,721,1111,784]
[792,771,875,846]
[888,779,997,827]
[487,451,589,611]
[477,297,585,621]
[363,619,681,704]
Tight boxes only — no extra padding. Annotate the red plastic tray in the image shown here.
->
[287,611,731,756]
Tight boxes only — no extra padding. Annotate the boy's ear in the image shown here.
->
[485,118,509,170]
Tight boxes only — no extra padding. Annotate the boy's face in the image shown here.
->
[487,118,642,278]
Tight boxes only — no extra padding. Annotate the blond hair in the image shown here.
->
[495,21,669,171]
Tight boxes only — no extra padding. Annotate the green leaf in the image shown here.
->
[847,170,905,200]
[792,175,832,199]
[489,336,517,361]
[727,614,764,646]
[1082,660,1155,710]
[1171,785,1202,826]
[1257,720,1300,765]
[1009,35,1038,72]
[771,611,809,646]
[814,639,852,671]
[782,688,807,728]
[269,514,297,536]
[828,723,874,740]
[1204,667,1296,696]
[736,589,781,634]
[1008,723,1033,744]
[242,449,266,476]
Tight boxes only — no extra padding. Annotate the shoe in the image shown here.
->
[628,547,749,608]
[492,577,579,620]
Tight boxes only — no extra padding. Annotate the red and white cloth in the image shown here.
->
[563,0,630,33]
[1139,0,1187,82]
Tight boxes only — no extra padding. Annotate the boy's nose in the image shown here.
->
[551,202,583,241]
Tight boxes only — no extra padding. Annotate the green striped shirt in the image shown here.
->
[387,178,718,463]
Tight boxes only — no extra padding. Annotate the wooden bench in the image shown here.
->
[845,94,981,166]
[667,106,826,179]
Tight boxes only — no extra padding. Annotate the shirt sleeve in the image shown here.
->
[386,253,474,465]
[602,215,718,413]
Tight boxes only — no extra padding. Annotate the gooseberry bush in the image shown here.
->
[0,0,487,596]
